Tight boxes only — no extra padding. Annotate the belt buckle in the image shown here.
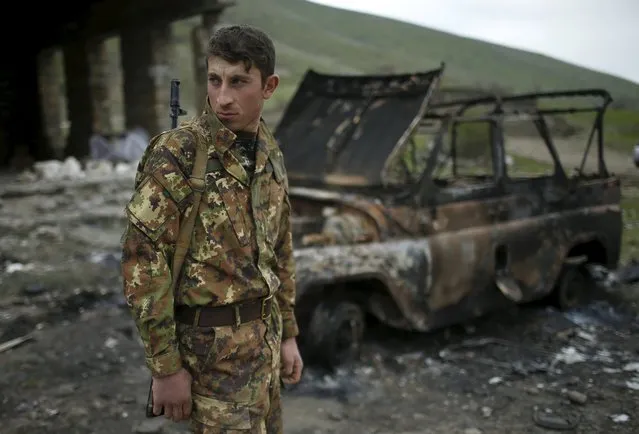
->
[193,307,202,327]
[261,294,273,320]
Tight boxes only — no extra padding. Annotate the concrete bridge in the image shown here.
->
[0,0,233,169]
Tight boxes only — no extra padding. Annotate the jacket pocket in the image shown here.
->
[265,167,286,246]
[215,177,250,247]
[192,172,251,262]
[176,322,218,369]
[125,175,180,241]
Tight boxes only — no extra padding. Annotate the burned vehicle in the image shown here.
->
[273,66,622,368]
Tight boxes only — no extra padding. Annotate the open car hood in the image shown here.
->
[274,65,445,187]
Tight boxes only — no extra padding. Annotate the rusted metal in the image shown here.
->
[275,68,622,362]
[275,65,445,187]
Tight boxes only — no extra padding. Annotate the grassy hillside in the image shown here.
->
[169,0,638,151]
[211,0,639,108]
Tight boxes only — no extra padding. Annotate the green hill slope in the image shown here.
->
[168,0,638,152]
[215,0,639,109]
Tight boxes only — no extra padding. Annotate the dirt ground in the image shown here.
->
[1,151,639,434]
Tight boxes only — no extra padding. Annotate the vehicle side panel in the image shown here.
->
[293,240,434,331]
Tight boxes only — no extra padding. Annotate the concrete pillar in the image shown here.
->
[4,50,55,168]
[88,39,114,135]
[36,48,66,159]
[104,36,125,133]
[191,12,220,108]
[63,39,94,159]
[120,23,174,135]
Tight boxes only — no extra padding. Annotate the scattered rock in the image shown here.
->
[576,330,596,343]
[44,408,59,417]
[552,347,587,365]
[564,390,588,405]
[32,225,63,241]
[625,380,639,391]
[488,377,503,385]
[53,383,78,397]
[34,197,60,212]
[22,283,47,296]
[5,262,35,274]
[623,362,639,372]
[16,170,38,183]
[523,386,540,395]
[33,157,85,181]
[68,407,90,418]
[610,414,630,423]
[85,160,114,177]
[104,337,119,349]
[115,162,135,175]
[533,408,580,431]
[328,410,345,421]
[134,418,169,433]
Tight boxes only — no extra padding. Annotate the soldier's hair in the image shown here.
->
[207,24,276,84]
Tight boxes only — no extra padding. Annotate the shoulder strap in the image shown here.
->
[169,142,208,294]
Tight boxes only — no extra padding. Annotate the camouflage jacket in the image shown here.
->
[120,104,299,378]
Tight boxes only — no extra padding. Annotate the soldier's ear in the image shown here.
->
[262,74,279,100]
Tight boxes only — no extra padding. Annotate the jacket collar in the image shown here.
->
[197,97,279,185]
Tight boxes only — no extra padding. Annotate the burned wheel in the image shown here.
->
[306,300,366,370]
[553,265,595,310]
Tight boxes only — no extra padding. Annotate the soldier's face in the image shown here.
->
[206,56,279,133]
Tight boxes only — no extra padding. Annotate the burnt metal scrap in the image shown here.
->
[274,64,623,368]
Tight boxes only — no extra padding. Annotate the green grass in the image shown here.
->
[509,155,555,176]
[170,0,639,111]
[167,0,639,143]
[620,191,639,262]
[601,109,639,153]
[553,108,639,154]
[212,0,639,106]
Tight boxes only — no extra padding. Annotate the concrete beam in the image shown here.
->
[34,0,233,51]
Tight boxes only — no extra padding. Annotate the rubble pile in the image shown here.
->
[15,156,137,184]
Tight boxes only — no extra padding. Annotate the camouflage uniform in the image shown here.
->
[120,101,299,433]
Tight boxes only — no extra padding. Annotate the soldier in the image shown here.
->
[120,24,303,433]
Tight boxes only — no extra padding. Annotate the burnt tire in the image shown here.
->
[305,300,365,370]
[553,264,595,310]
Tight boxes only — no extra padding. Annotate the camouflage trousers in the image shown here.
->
[176,301,283,433]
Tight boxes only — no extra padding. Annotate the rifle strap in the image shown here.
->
[169,142,208,295]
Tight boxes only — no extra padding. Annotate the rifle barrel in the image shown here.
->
[170,79,181,129]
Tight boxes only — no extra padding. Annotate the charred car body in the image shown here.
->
[273,65,622,368]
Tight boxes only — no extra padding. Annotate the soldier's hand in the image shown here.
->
[152,368,193,422]
[280,337,303,384]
